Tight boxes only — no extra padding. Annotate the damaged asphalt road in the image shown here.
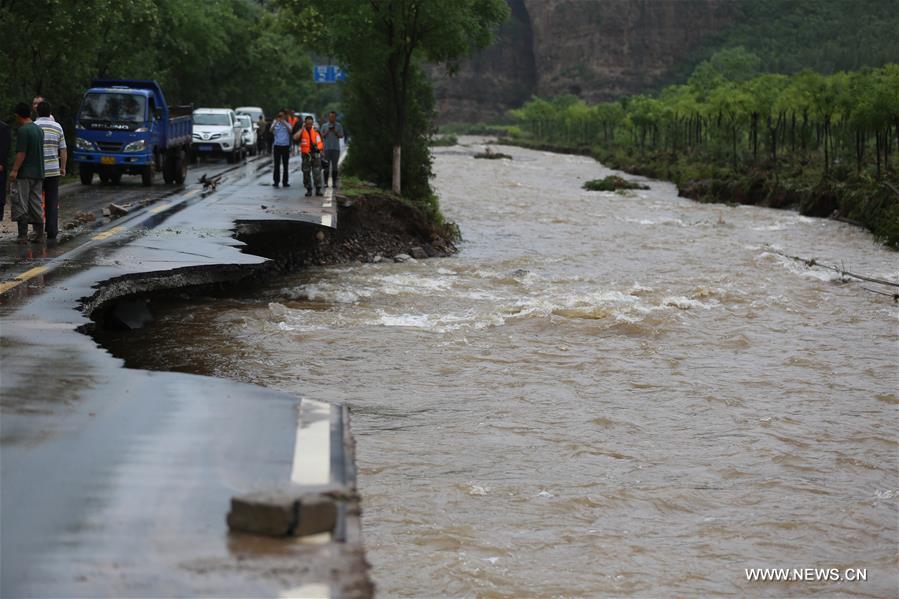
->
[0,155,372,598]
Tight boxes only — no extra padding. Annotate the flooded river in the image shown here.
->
[104,139,898,597]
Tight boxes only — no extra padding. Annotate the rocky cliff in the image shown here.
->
[432,0,736,123]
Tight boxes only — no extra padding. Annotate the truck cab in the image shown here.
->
[73,80,192,186]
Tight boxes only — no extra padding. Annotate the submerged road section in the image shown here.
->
[0,156,371,597]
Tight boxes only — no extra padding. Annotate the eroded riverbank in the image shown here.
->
[501,137,899,248]
[90,139,898,597]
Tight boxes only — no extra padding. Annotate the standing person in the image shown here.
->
[0,118,10,219]
[294,115,322,197]
[35,101,66,241]
[287,109,298,156]
[32,96,56,122]
[256,115,267,154]
[321,111,344,189]
[270,110,292,188]
[9,102,44,243]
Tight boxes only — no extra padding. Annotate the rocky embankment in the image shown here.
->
[239,190,459,275]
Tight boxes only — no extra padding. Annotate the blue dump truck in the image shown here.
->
[73,80,192,186]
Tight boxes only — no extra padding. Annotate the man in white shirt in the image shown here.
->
[35,100,67,240]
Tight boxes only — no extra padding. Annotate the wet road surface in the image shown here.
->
[0,158,244,277]
[0,156,366,597]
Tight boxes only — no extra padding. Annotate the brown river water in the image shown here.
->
[103,139,898,597]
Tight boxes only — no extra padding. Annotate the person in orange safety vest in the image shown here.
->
[293,115,323,196]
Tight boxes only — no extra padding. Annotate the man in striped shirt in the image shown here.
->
[35,100,66,240]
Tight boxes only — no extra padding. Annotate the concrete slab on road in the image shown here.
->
[0,155,370,597]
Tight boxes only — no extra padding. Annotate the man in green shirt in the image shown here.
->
[9,102,44,242]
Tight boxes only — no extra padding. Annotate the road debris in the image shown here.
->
[103,203,132,218]
[227,483,346,538]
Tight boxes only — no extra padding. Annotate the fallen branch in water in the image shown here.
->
[768,247,899,289]
[861,286,899,302]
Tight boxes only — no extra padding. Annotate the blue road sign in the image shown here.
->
[313,65,347,84]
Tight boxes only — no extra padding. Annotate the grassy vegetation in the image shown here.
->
[429,134,459,147]
[583,175,649,192]
[474,148,511,160]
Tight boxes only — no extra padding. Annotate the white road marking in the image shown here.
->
[290,399,332,485]
[320,213,333,228]
[279,583,330,599]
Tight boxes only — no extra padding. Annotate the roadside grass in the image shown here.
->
[430,134,458,147]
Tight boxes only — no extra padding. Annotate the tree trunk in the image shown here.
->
[767,115,777,163]
[732,124,737,170]
[801,111,808,153]
[751,113,758,162]
[856,129,863,176]
[392,145,402,194]
[790,112,796,153]
[895,119,899,170]
[875,130,882,180]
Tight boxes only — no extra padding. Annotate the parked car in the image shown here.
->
[191,108,244,163]
[236,114,257,156]
[73,79,192,186]
[235,106,265,124]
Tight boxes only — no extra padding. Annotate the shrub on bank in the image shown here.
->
[583,175,649,191]
[430,134,458,147]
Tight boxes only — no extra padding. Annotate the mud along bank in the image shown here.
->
[0,158,459,598]
[497,136,899,248]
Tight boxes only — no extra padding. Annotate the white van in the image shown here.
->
[192,108,244,163]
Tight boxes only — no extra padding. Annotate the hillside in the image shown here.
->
[432,0,899,123]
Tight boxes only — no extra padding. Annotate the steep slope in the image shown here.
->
[433,0,736,122]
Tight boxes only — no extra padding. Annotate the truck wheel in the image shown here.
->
[141,165,154,186]
[99,172,111,184]
[80,165,94,185]
[163,154,175,184]
[174,151,187,185]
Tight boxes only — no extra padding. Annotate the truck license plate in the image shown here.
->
[198,144,213,152]
[100,156,116,165]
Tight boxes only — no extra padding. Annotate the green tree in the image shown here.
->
[294,0,509,195]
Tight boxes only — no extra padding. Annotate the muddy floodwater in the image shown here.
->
[103,139,898,597]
